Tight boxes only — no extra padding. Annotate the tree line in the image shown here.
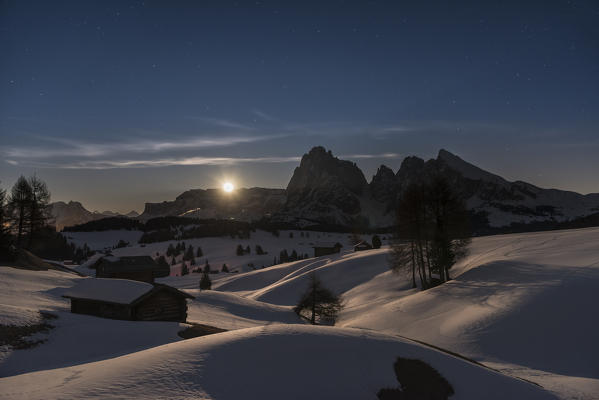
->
[0,176,91,261]
[390,176,471,289]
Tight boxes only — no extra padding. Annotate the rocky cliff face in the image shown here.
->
[279,146,369,226]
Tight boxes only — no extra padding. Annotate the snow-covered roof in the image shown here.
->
[62,278,154,304]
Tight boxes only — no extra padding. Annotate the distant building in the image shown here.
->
[353,241,373,252]
[312,242,343,257]
[63,278,194,322]
[90,255,170,283]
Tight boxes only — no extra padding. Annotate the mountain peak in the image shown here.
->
[436,149,505,184]
[287,147,367,194]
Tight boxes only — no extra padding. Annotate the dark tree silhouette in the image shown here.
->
[8,176,32,247]
[199,270,211,290]
[294,273,343,325]
[279,249,289,263]
[372,235,382,249]
[390,176,470,290]
[236,244,244,256]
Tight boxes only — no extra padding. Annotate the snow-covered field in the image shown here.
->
[1,227,598,399]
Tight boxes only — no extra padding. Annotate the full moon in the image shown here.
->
[223,182,234,193]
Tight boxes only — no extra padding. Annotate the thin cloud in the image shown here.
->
[341,153,401,159]
[17,156,303,169]
[4,152,403,169]
[2,134,286,160]
[252,109,277,121]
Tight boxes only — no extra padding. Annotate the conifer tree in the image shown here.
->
[236,244,244,256]
[279,249,289,263]
[199,270,211,290]
[8,176,32,247]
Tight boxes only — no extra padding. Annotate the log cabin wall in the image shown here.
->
[71,298,133,320]
[134,291,187,322]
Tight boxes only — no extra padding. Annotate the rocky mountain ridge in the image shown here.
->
[58,147,599,231]
[49,201,139,231]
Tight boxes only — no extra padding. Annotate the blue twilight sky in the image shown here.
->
[1,1,598,213]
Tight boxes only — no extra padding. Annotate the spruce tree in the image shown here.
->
[221,263,229,273]
[236,244,244,256]
[26,175,50,246]
[279,249,289,263]
[166,243,175,257]
[199,270,212,290]
[9,176,33,248]
[196,246,203,257]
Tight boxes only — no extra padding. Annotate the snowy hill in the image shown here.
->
[0,325,555,400]
[2,227,598,399]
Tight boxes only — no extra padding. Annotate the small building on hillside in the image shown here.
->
[91,255,170,283]
[312,242,343,257]
[62,278,194,322]
[353,241,373,252]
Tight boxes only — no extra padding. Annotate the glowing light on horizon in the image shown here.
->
[223,182,234,193]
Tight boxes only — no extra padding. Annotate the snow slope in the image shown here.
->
[3,227,598,399]
[0,268,184,377]
[185,289,303,330]
[156,227,599,399]
[0,325,555,400]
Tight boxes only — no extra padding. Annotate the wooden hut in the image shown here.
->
[312,242,343,257]
[92,255,170,283]
[63,278,194,322]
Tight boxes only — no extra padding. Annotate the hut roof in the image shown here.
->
[63,278,153,304]
[97,255,158,273]
[62,278,195,305]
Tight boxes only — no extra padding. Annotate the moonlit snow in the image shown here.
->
[1,227,598,399]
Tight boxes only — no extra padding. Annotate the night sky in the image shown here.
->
[1,1,598,213]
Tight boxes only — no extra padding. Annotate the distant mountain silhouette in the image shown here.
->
[68,146,599,232]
